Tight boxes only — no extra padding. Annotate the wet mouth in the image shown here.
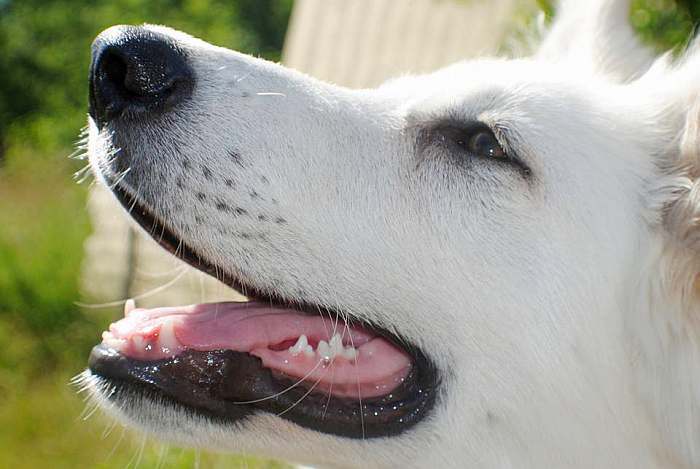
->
[87,176,439,438]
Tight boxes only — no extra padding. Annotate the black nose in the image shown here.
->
[89,26,194,126]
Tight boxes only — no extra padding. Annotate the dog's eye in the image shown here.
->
[421,122,530,176]
[455,129,506,160]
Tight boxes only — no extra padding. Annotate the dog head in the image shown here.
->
[83,1,700,467]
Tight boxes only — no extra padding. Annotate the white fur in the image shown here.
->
[85,1,700,467]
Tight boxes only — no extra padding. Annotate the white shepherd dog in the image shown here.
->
[81,0,700,467]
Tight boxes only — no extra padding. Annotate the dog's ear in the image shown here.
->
[537,0,653,82]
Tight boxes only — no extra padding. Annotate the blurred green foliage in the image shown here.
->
[537,0,700,52]
[632,0,700,51]
[0,0,699,467]
[0,0,293,159]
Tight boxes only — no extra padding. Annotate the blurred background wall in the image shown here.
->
[0,0,698,467]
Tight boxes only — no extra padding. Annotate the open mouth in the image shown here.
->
[88,179,439,438]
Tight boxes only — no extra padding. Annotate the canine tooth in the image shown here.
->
[124,298,136,316]
[288,334,309,356]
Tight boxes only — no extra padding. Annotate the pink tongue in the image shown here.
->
[102,302,411,399]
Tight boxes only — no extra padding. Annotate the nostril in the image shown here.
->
[90,48,130,122]
[99,49,128,95]
[91,48,138,123]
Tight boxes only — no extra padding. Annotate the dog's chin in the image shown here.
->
[86,173,440,439]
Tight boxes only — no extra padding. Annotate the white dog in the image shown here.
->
[81,0,700,467]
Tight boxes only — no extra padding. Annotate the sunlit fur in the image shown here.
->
[84,0,700,467]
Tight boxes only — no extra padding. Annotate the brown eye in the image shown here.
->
[465,130,506,159]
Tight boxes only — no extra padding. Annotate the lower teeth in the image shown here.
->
[288,333,358,361]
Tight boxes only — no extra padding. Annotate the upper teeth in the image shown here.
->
[288,333,358,361]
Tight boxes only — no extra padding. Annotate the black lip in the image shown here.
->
[89,173,439,438]
[90,344,437,438]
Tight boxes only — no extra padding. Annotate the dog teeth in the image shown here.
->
[289,334,315,357]
[317,340,332,362]
[124,298,136,316]
[101,331,126,350]
[288,333,358,361]
[158,320,178,355]
[329,334,343,353]
[341,346,358,360]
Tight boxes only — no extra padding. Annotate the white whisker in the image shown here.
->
[276,364,331,417]
[231,357,326,405]
[75,266,188,309]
